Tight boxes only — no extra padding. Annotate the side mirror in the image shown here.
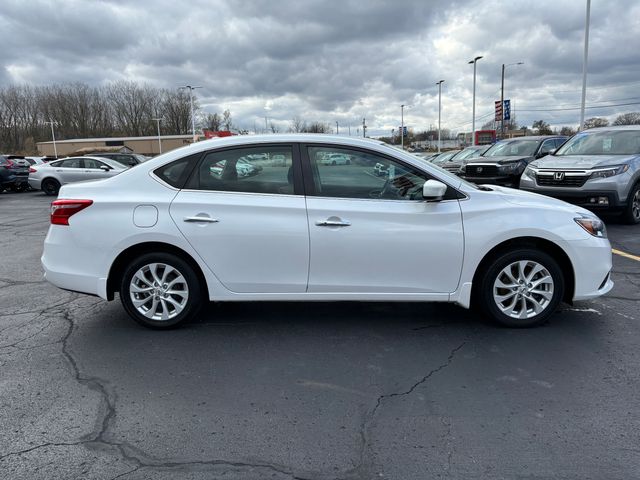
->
[99,165,111,171]
[422,179,447,202]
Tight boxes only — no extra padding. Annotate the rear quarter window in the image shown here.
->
[154,153,201,188]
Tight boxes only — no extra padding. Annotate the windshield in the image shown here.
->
[483,140,539,157]
[431,151,459,164]
[556,130,640,156]
[407,151,480,190]
[455,147,487,161]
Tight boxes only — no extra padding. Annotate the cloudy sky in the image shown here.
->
[1,0,639,136]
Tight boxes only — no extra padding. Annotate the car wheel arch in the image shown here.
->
[470,236,575,306]
[106,241,209,301]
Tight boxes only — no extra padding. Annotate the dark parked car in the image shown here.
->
[439,145,490,174]
[0,155,30,192]
[460,136,566,187]
[89,153,149,167]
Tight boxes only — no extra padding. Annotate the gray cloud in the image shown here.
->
[0,0,638,135]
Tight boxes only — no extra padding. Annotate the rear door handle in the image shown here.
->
[183,216,219,223]
[315,219,351,227]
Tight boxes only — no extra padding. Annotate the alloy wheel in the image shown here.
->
[129,262,189,321]
[632,188,640,221]
[493,260,554,320]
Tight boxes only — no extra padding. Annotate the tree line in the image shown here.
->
[0,81,195,154]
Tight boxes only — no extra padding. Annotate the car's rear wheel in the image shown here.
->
[621,182,640,225]
[120,253,203,329]
[42,178,60,196]
[476,249,564,327]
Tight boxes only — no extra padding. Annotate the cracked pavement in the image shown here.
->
[1,190,640,479]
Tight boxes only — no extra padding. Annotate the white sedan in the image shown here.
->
[42,134,613,329]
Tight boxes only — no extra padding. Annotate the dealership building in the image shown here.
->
[36,134,200,157]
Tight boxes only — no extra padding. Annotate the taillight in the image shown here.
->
[29,167,37,173]
[50,199,93,226]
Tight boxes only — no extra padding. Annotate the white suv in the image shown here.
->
[42,135,613,329]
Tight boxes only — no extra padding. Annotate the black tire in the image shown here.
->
[475,249,564,328]
[120,252,203,329]
[346,159,351,165]
[11,183,27,193]
[332,160,337,165]
[42,178,60,196]
[621,182,640,225]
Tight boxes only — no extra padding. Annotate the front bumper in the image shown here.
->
[461,173,520,187]
[520,187,624,210]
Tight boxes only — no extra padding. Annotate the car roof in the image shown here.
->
[580,125,640,132]
[51,155,125,168]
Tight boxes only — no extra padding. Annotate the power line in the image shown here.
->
[517,101,640,112]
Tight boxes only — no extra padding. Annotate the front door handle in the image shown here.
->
[183,216,219,223]
[315,218,351,227]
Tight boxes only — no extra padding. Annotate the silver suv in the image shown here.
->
[520,126,640,224]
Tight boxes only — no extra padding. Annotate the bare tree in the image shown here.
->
[302,121,332,133]
[289,115,306,133]
[583,117,609,129]
[613,112,640,125]
[222,109,233,130]
[204,113,222,131]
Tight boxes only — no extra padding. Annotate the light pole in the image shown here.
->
[500,62,524,137]
[579,0,591,131]
[152,117,163,154]
[44,120,58,158]
[400,104,409,149]
[468,56,483,145]
[178,85,202,141]
[336,121,339,135]
[436,80,444,153]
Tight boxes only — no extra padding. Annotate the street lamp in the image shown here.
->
[152,117,163,154]
[579,0,591,131]
[336,121,339,135]
[44,120,58,158]
[468,56,483,145]
[436,80,444,153]
[178,85,202,141]
[500,62,524,137]
[400,104,410,149]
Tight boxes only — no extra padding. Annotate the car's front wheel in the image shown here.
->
[476,249,564,327]
[120,253,203,329]
[621,182,640,224]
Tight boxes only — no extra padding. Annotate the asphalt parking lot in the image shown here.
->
[1,190,639,480]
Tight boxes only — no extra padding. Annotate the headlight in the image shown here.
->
[522,166,536,180]
[590,164,629,179]
[574,215,607,238]
[499,161,525,173]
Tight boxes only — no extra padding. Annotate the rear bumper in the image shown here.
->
[42,226,109,299]
[28,178,42,190]
[1,174,28,187]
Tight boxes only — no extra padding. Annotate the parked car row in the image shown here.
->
[418,126,640,224]
[1,152,149,196]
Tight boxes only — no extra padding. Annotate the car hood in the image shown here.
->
[465,155,532,165]
[483,184,593,216]
[529,154,638,169]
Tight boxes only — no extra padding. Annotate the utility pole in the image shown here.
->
[152,117,163,154]
[44,120,58,158]
[500,62,524,138]
[579,0,591,131]
[336,121,339,135]
[178,85,202,141]
[400,104,406,149]
[436,80,444,153]
[468,56,482,145]
[362,118,367,138]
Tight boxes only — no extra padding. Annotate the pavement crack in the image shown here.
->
[57,302,317,480]
[348,341,466,479]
